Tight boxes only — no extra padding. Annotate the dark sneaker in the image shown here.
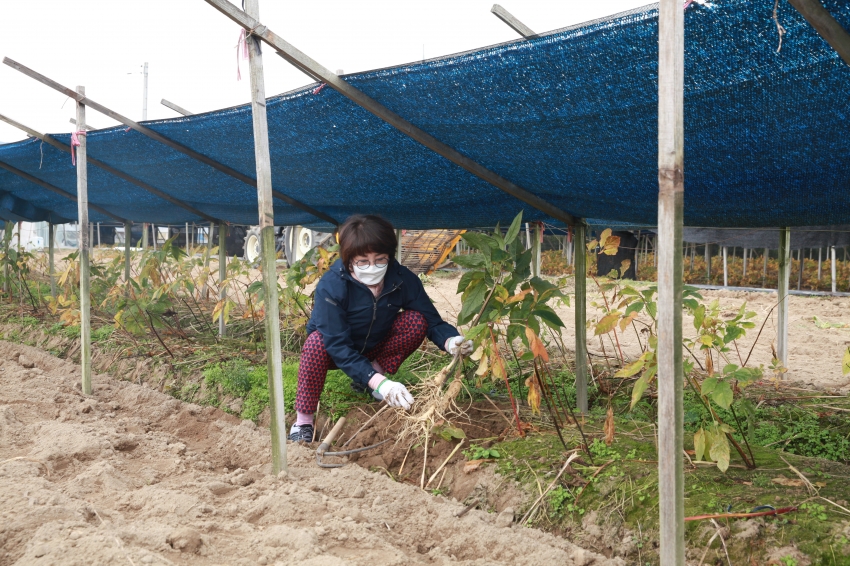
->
[288,424,314,443]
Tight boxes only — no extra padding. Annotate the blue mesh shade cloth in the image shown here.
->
[0,0,849,229]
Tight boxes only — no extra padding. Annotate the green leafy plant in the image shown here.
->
[465,444,501,460]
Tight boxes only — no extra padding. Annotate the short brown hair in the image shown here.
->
[337,214,397,267]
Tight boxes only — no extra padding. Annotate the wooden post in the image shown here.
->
[742,247,748,279]
[532,223,542,278]
[722,246,728,287]
[218,223,227,337]
[185,222,190,256]
[124,221,132,284]
[817,247,822,280]
[76,86,92,396]
[635,235,640,276]
[246,0,287,474]
[152,224,157,251]
[396,229,403,264]
[777,228,791,368]
[831,246,837,294]
[705,243,711,283]
[142,223,148,249]
[525,223,531,250]
[48,222,56,299]
[2,221,9,294]
[657,0,685,561]
[763,247,769,280]
[574,222,588,415]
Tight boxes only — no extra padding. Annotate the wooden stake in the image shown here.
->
[185,222,190,256]
[532,222,542,277]
[777,228,791,369]
[705,243,711,282]
[817,247,822,280]
[657,0,685,562]
[124,221,132,285]
[742,247,748,278]
[574,222,588,414]
[246,0,287,474]
[218,222,227,337]
[76,86,92,396]
[831,246,837,294]
[48,223,56,299]
[142,223,148,249]
[722,246,728,287]
[396,229,403,264]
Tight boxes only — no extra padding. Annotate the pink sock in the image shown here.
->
[296,412,314,426]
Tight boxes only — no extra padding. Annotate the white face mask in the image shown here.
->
[353,263,388,286]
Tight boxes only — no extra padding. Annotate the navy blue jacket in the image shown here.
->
[306,258,460,387]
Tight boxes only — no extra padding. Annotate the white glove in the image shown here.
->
[372,376,414,411]
[445,336,474,357]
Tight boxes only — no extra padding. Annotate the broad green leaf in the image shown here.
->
[710,380,734,410]
[462,232,500,252]
[701,377,719,395]
[457,270,484,294]
[699,335,714,347]
[437,425,466,442]
[722,364,738,375]
[452,253,487,270]
[645,301,657,319]
[505,211,523,246]
[724,326,745,344]
[692,304,705,330]
[457,281,487,325]
[533,307,564,329]
[464,323,489,342]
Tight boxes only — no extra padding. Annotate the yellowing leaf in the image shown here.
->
[709,433,730,473]
[470,345,485,361]
[506,289,533,304]
[475,353,489,377]
[525,327,549,362]
[491,353,507,381]
[594,313,620,336]
[615,358,645,378]
[630,374,650,410]
[843,347,850,376]
[694,429,705,461]
[620,259,632,274]
[603,405,615,446]
[619,311,639,332]
[525,374,542,414]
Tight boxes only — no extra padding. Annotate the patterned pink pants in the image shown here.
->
[295,310,428,414]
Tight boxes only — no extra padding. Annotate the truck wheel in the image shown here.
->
[243,227,262,263]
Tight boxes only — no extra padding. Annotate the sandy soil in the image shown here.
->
[0,341,620,566]
[422,273,850,392]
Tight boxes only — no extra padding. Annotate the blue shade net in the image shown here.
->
[0,0,849,229]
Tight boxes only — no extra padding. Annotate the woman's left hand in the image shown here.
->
[445,336,474,357]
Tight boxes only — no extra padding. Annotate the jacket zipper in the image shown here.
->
[359,283,401,353]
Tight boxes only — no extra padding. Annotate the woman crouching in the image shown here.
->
[289,215,472,442]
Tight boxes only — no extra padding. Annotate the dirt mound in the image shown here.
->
[0,341,619,566]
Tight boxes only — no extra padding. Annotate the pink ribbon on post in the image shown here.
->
[236,29,250,81]
[70,130,87,166]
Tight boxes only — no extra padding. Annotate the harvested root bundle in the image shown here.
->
[394,354,467,445]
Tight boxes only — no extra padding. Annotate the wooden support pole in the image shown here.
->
[152,224,157,251]
[722,246,728,287]
[789,0,850,66]
[48,222,56,299]
[742,247,748,278]
[76,86,92,396]
[490,4,538,39]
[124,221,132,284]
[705,243,711,282]
[2,58,336,227]
[396,229,403,264]
[199,1,578,228]
[2,221,9,294]
[532,223,542,277]
[777,228,791,369]
[160,98,193,116]
[574,223,587,415]
[185,222,190,256]
[831,246,837,294]
[657,0,685,562]
[246,0,287,475]
[763,247,769,279]
[817,247,822,280]
[218,222,227,337]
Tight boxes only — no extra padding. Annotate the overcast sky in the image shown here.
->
[0,0,650,143]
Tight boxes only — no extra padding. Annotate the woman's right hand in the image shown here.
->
[372,376,414,410]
